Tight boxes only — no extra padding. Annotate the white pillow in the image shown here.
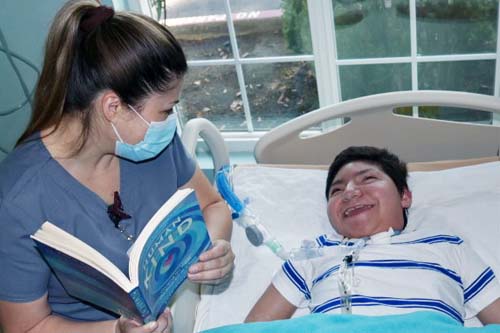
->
[408,162,500,272]
[194,162,500,331]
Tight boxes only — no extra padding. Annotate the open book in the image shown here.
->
[31,188,211,323]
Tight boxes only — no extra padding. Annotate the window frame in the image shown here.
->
[120,0,500,153]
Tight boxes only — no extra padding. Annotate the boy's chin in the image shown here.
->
[335,220,373,238]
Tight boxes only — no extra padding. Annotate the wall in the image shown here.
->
[0,0,113,162]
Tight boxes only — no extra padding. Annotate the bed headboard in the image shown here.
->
[254,90,500,165]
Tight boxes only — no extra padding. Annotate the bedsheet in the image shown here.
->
[201,311,500,333]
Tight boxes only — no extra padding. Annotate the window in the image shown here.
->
[137,0,318,137]
[329,0,499,124]
[131,0,500,145]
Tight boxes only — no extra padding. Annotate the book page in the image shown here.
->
[32,222,133,292]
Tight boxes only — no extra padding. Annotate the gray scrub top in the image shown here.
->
[0,133,196,321]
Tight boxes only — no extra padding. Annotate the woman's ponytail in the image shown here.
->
[17,0,98,145]
[17,0,187,151]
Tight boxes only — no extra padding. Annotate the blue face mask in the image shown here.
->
[111,105,177,162]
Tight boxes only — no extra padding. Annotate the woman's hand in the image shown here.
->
[115,308,172,333]
[188,239,234,284]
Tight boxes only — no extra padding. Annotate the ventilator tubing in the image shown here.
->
[215,165,323,261]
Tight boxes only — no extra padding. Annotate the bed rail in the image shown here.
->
[181,118,229,172]
[255,90,500,164]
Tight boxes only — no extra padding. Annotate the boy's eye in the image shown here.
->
[329,188,342,198]
[163,108,173,115]
[363,175,376,182]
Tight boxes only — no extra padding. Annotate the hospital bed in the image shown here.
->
[173,90,500,333]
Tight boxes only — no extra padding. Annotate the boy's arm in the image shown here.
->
[477,297,500,325]
[245,284,297,323]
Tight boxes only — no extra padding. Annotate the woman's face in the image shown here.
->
[326,161,412,239]
[115,79,183,145]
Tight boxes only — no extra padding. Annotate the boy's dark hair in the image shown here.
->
[325,146,410,226]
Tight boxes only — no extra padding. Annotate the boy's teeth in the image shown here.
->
[344,204,370,216]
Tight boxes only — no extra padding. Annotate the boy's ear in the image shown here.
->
[401,188,412,209]
[99,91,122,122]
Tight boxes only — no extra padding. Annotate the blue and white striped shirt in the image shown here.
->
[272,228,500,324]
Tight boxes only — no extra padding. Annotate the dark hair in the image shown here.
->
[325,146,410,226]
[17,0,187,153]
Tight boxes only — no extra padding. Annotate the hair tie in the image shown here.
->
[80,6,115,33]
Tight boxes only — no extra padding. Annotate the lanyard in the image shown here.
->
[337,238,366,314]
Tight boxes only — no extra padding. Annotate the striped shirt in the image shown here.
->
[272,228,500,324]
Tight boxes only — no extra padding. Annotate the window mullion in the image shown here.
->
[409,0,418,117]
[308,0,342,132]
[493,0,500,125]
[224,0,254,132]
[135,0,152,17]
[307,0,340,107]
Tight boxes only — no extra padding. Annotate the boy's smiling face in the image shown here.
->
[326,161,412,238]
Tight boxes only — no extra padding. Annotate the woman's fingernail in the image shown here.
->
[146,321,158,329]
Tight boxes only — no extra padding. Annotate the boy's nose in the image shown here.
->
[342,184,361,201]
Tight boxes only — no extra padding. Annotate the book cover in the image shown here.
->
[32,188,211,323]
[135,192,211,320]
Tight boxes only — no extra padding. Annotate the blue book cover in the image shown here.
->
[31,188,211,323]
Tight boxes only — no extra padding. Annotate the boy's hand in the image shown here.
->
[188,239,234,284]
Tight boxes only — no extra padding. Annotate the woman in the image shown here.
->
[0,1,234,332]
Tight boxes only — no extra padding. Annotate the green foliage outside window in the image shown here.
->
[413,0,496,21]
[281,0,312,54]
[149,0,166,21]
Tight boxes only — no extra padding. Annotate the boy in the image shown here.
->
[245,146,500,325]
